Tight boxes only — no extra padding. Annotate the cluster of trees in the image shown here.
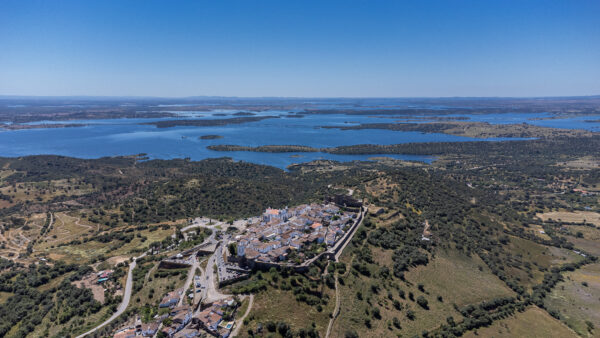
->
[232,264,331,312]
[340,147,599,336]
[132,256,164,295]
[326,135,600,158]
[0,154,373,229]
[532,255,597,309]
[367,218,431,278]
[0,262,100,337]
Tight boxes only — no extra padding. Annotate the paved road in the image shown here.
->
[77,253,146,338]
[178,256,199,307]
[334,206,365,261]
[204,243,231,303]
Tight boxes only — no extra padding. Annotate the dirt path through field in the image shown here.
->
[231,294,254,338]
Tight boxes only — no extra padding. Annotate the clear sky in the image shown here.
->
[1,0,599,97]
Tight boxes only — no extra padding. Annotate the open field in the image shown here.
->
[560,157,600,170]
[0,169,15,180]
[239,285,336,337]
[565,224,600,242]
[545,263,600,337]
[35,226,174,264]
[0,291,12,303]
[331,261,461,337]
[405,250,515,307]
[330,249,516,338]
[463,306,577,338]
[132,266,187,309]
[537,211,600,226]
[504,236,583,289]
[0,178,94,205]
[566,235,600,257]
[35,212,98,249]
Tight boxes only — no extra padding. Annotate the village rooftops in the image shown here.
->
[311,222,323,229]
[171,305,192,316]
[174,328,201,337]
[233,203,356,264]
[113,327,136,338]
[194,309,223,332]
[160,288,183,308]
[140,322,159,337]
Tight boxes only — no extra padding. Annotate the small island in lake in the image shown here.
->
[143,115,279,128]
[199,134,224,140]
[208,144,320,153]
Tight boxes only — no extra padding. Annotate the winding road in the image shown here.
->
[230,294,254,337]
[76,253,146,338]
[178,256,199,307]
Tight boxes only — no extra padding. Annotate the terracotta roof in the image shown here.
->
[113,328,136,338]
[266,208,279,215]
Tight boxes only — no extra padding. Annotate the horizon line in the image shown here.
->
[1,94,599,100]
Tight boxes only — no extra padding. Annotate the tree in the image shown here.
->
[417,296,429,309]
[372,307,381,319]
[228,242,237,256]
[277,321,290,336]
[345,330,359,338]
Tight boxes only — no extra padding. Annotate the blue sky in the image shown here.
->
[1,0,599,97]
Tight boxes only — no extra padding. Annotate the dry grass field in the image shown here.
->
[405,250,515,307]
[505,236,554,288]
[566,238,600,258]
[330,249,515,338]
[545,263,600,337]
[239,282,336,337]
[561,157,600,170]
[35,226,173,264]
[463,306,577,338]
[537,211,600,226]
[35,212,98,249]
[0,291,12,304]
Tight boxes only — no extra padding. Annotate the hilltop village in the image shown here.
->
[234,204,358,266]
[106,200,363,338]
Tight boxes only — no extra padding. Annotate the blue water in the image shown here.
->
[1,110,598,169]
